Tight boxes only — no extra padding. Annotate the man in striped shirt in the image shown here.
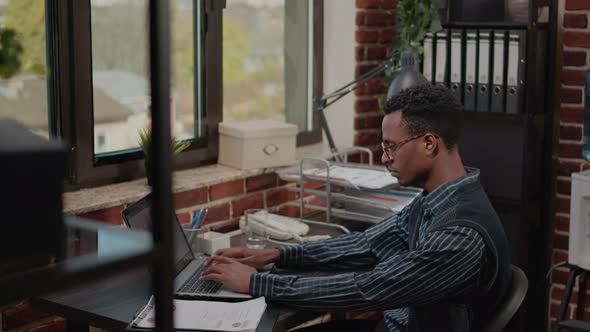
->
[202,84,511,332]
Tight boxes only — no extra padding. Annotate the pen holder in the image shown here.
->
[181,224,206,254]
[182,224,231,255]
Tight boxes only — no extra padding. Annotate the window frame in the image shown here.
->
[49,0,322,189]
[296,0,323,147]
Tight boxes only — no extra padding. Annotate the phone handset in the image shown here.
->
[239,212,310,241]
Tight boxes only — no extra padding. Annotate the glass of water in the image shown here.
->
[244,209,268,249]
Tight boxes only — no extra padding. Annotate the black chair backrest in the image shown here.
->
[480,264,528,332]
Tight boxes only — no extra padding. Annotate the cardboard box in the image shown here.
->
[218,120,297,169]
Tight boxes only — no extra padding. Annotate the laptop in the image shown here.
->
[121,194,252,301]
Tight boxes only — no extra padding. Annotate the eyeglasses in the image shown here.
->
[381,134,426,159]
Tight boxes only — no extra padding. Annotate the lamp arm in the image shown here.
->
[323,58,395,100]
[315,57,395,154]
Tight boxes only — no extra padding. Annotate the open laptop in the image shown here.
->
[122,194,252,301]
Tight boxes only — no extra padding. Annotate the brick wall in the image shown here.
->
[1,171,314,331]
[550,0,590,329]
[354,0,397,164]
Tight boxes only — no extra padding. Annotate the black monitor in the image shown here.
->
[0,119,67,273]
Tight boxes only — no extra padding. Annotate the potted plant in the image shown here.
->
[381,0,443,108]
[138,127,190,186]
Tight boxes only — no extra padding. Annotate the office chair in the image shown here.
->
[480,265,528,332]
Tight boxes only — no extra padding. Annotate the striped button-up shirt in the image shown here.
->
[250,168,490,331]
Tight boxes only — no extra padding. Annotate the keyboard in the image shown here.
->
[178,264,222,294]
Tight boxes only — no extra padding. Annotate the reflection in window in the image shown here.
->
[0,0,49,138]
[90,0,202,156]
[223,0,315,133]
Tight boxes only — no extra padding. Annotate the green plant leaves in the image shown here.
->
[381,0,443,112]
[138,126,190,161]
[0,29,23,79]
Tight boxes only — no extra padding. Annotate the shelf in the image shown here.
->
[0,217,154,305]
[557,320,590,331]
[443,21,550,29]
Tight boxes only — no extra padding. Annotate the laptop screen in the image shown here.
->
[121,194,193,275]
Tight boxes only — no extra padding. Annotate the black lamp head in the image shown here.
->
[387,49,430,99]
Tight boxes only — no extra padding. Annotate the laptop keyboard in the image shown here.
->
[178,264,222,294]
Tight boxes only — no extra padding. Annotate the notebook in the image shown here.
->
[122,194,252,300]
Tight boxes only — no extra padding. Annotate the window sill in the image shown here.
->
[63,164,280,215]
[64,143,323,215]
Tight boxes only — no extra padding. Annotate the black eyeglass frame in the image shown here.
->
[381,133,428,158]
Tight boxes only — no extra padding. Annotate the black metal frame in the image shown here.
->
[148,1,175,329]
[555,264,590,332]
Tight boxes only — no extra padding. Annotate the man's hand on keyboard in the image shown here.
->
[200,255,256,293]
[205,247,280,269]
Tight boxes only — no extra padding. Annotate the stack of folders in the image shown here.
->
[422,29,526,114]
[129,296,267,331]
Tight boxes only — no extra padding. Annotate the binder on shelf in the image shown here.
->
[491,30,507,113]
[476,30,491,112]
[464,30,477,111]
[435,30,448,87]
[450,30,463,102]
[506,30,526,115]
[422,32,434,83]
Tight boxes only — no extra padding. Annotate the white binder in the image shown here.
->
[450,31,462,102]
[435,30,448,86]
[491,31,506,113]
[506,30,525,114]
[464,31,477,111]
[476,30,491,112]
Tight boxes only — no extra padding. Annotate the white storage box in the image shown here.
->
[569,170,590,270]
[195,231,231,255]
[218,120,297,170]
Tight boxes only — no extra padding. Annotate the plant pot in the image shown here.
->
[144,159,152,186]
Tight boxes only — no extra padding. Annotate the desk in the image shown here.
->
[31,219,355,332]
[32,268,284,332]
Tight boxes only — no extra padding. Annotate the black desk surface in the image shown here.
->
[32,268,283,332]
[30,220,356,332]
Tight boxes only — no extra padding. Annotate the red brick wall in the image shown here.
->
[1,171,303,331]
[354,0,397,164]
[74,172,302,229]
[550,0,590,329]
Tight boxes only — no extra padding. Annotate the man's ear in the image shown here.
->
[424,133,439,156]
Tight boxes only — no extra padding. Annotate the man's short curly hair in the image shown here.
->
[383,84,463,150]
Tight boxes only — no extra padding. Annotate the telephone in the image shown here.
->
[239,211,331,244]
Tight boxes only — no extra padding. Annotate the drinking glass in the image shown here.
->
[244,209,268,249]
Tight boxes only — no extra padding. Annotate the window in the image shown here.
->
[64,0,214,187]
[90,0,205,158]
[0,0,50,139]
[10,0,322,188]
[223,0,322,145]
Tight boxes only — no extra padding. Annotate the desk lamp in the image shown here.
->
[316,49,429,154]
